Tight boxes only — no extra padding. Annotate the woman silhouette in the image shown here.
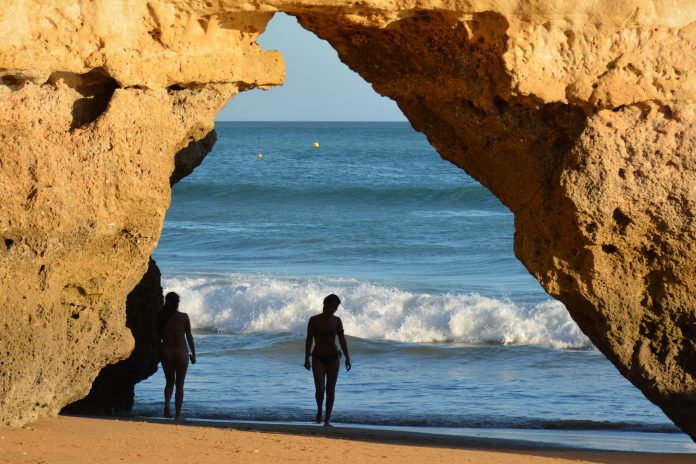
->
[157,292,196,420]
[304,294,351,426]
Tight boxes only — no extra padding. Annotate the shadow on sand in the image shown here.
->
[91,415,695,464]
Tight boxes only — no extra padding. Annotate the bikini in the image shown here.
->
[161,328,189,362]
[313,352,341,366]
[312,324,344,366]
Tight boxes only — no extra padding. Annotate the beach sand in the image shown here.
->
[0,416,693,464]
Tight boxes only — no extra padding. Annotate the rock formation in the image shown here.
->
[0,0,694,441]
[0,2,282,426]
[171,130,218,186]
[62,132,218,414]
[62,258,163,414]
[289,5,696,439]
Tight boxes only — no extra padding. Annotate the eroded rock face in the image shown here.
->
[62,132,219,414]
[0,1,283,425]
[171,130,218,186]
[62,258,163,414]
[289,5,696,438]
[0,74,239,425]
[1,0,695,440]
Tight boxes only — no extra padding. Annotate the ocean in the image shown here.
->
[133,122,694,451]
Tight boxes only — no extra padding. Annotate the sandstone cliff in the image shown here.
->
[0,1,282,425]
[62,258,163,414]
[0,0,695,441]
[61,132,219,414]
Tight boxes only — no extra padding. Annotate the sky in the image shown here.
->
[217,13,406,122]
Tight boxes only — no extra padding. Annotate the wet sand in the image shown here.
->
[0,416,692,464]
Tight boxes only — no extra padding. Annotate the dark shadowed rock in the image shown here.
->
[63,128,219,414]
[170,130,218,185]
[62,259,163,414]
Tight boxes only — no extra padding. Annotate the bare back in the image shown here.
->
[159,309,195,420]
[162,312,190,349]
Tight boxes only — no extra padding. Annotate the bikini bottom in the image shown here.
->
[312,352,341,367]
[161,345,189,365]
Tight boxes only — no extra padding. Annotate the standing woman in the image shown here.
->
[304,294,351,426]
[157,292,196,420]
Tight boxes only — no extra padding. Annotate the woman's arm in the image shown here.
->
[185,314,196,364]
[304,317,314,370]
[337,318,351,371]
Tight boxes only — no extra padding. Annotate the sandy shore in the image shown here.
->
[0,416,693,464]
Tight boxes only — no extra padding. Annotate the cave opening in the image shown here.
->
[125,13,680,444]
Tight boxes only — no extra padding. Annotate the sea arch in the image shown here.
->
[0,1,694,441]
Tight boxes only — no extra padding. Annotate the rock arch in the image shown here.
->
[0,1,694,440]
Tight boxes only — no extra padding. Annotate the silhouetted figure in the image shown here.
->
[157,292,196,420]
[304,294,351,426]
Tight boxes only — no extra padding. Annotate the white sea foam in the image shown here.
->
[163,274,592,349]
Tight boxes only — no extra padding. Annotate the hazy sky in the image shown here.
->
[217,13,406,122]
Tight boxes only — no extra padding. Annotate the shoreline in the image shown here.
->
[120,416,695,454]
[1,416,693,464]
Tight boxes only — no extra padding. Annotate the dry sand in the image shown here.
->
[0,416,693,464]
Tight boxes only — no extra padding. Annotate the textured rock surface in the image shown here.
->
[62,129,219,414]
[0,75,240,425]
[62,258,163,414]
[1,0,695,441]
[289,5,696,439]
[0,1,283,426]
[171,130,218,186]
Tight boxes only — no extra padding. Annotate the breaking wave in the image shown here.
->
[163,273,592,350]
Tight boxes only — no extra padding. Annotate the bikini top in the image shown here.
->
[314,317,344,339]
[163,313,187,335]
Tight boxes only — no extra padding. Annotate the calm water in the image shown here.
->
[135,122,687,445]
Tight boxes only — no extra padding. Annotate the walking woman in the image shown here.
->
[304,294,351,426]
[157,292,196,420]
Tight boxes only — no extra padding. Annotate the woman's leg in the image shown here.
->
[161,349,175,418]
[173,349,189,420]
[311,357,326,423]
[324,357,340,426]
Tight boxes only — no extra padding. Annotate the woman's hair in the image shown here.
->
[323,294,341,307]
[156,292,180,338]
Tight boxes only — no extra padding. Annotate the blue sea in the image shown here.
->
[134,122,694,451]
